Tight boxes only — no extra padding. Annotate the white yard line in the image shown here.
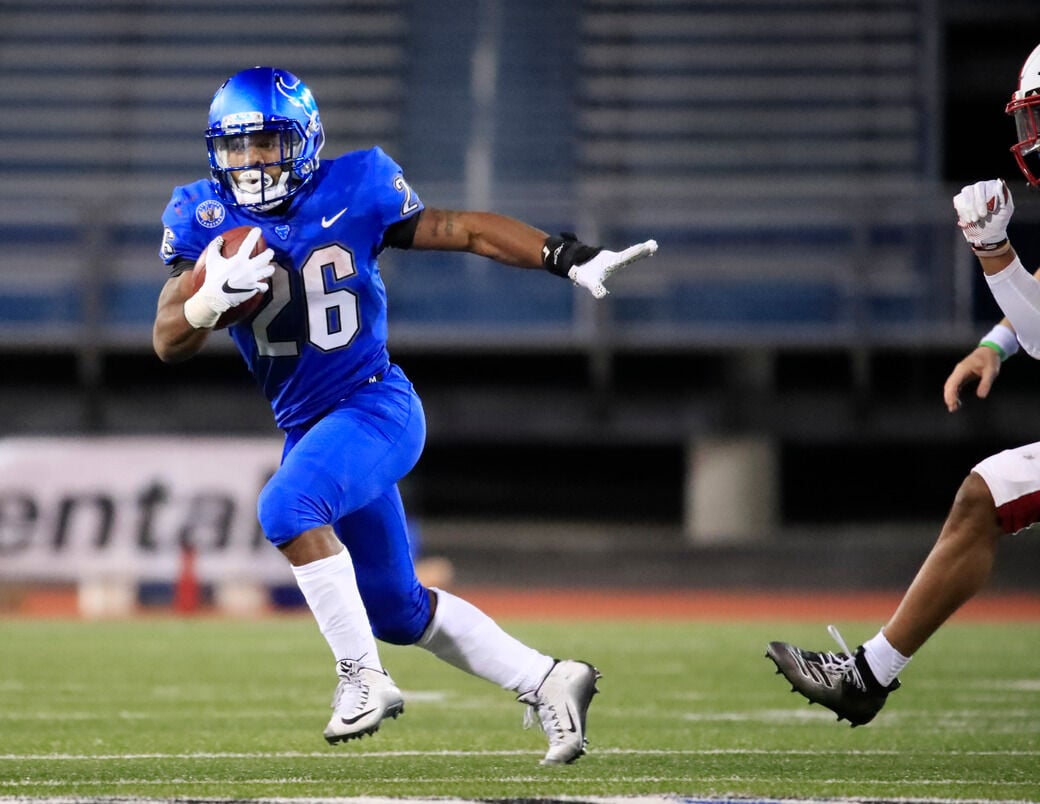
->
[3,747,1040,760]
[0,794,1038,804]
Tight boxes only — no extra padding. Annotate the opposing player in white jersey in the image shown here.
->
[153,66,657,763]
[765,43,1040,726]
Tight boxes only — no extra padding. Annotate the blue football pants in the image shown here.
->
[257,364,431,644]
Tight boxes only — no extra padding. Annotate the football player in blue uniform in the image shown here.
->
[152,66,657,764]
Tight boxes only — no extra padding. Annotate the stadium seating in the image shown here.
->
[0,0,978,348]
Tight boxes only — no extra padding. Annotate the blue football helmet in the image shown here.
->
[206,66,326,209]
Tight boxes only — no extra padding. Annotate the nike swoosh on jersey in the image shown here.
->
[221,279,256,294]
[321,207,349,227]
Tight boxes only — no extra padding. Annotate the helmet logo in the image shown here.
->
[274,73,317,114]
[195,199,227,228]
[273,73,321,141]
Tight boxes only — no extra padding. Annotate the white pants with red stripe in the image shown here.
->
[973,442,1040,534]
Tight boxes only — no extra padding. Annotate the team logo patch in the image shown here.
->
[275,224,291,240]
[196,199,226,228]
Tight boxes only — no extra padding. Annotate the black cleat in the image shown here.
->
[765,625,899,727]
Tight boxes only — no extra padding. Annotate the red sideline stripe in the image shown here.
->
[452,587,1040,621]
[8,585,1040,622]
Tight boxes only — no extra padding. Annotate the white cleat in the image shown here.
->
[323,659,404,744]
[518,659,601,765]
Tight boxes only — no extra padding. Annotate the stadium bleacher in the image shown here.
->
[0,0,976,344]
[2,0,1040,564]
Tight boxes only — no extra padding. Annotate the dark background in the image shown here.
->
[4,4,1040,579]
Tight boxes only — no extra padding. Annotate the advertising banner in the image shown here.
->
[0,436,293,585]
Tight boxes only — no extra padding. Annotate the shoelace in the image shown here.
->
[820,624,867,692]
[522,698,565,744]
[331,659,369,712]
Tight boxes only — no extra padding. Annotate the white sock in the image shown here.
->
[418,588,554,692]
[291,549,382,671]
[862,629,911,688]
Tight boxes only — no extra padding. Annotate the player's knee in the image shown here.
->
[948,472,1006,536]
[370,613,428,646]
[954,472,995,514]
[257,475,326,547]
[367,590,431,646]
[256,485,293,546]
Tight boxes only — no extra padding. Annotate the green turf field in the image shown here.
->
[1,615,1037,801]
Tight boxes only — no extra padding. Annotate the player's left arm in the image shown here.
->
[410,208,548,267]
[410,207,657,298]
[955,179,1040,358]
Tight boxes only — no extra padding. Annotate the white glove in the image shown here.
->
[569,240,657,299]
[184,227,275,329]
[542,233,658,298]
[569,240,659,299]
[953,179,1014,252]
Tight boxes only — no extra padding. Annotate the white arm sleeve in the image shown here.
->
[985,256,1040,359]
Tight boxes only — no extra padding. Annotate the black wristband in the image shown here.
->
[971,238,1011,257]
[542,232,601,278]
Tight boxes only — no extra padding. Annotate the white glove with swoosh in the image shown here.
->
[184,227,275,329]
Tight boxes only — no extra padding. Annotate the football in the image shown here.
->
[188,226,269,329]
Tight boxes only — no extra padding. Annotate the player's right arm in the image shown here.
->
[155,192,213,363]
[943,335,1005,413]
[153,270,211,363]
[153,220,274,362]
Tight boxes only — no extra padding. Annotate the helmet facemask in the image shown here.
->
[1007,92,1040,187]
[208,124,309,210]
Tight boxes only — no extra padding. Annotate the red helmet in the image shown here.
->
[1007,44,1040,186]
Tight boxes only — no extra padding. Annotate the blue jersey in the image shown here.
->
[160,147,424,428]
